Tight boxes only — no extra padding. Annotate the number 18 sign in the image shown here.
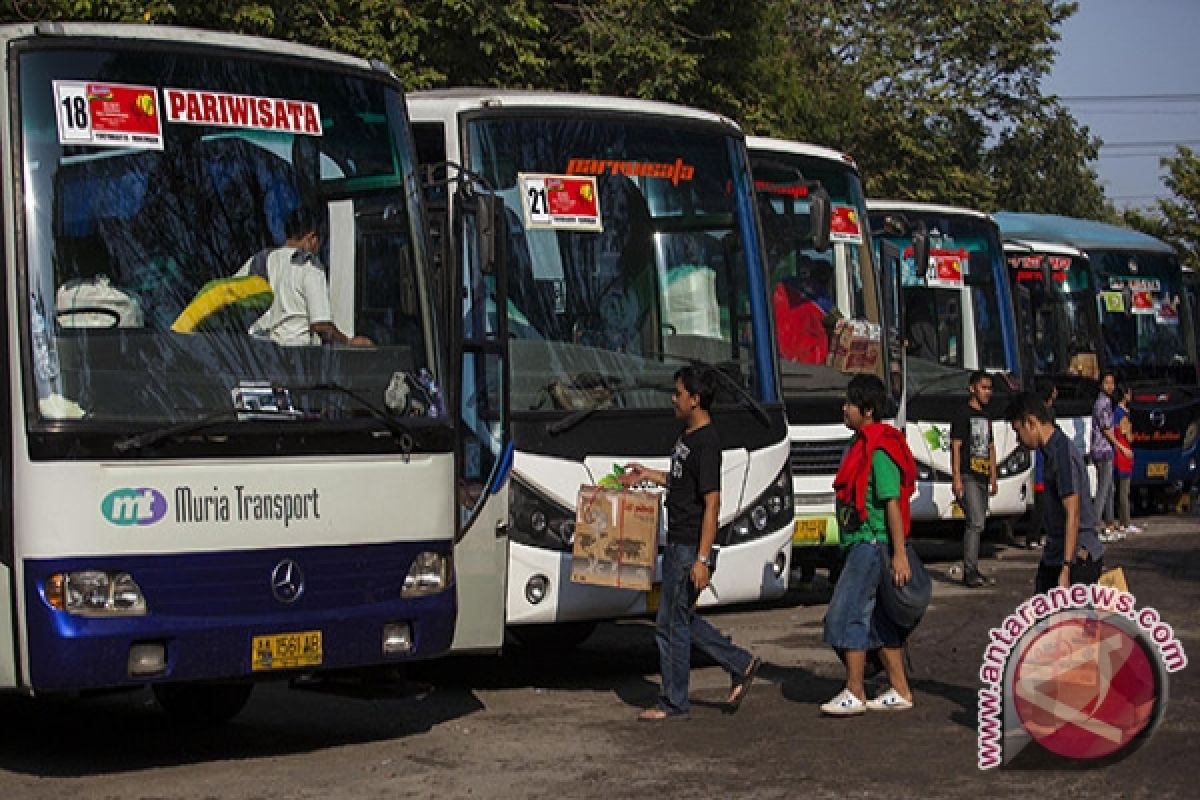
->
[518,173,602,232]
[53,81,164,151]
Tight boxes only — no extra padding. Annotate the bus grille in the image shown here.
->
[790,439,851,476]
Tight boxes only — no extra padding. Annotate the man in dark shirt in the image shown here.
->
[621,366,760,720]
[1005,392,1105,592]
[951,370,998,588]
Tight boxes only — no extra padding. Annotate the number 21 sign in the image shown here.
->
[518,173,602,232]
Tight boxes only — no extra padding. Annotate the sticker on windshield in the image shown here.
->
[829,205,863,244]
[1131,290,1157,315]
[163,88,323,136]
[1108,275,1161,292]
[1157,297,1180,325]
[1101,291,1126,313]
[53,81,164,150]
[518,173,602,232]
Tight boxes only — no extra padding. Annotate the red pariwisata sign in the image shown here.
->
[163,89,323,136]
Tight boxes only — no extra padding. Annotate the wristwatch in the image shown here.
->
[696,551,716,569]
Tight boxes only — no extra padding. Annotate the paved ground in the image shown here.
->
[0,514,1196,799]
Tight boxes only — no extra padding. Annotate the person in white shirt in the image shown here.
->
[239,208,371,347]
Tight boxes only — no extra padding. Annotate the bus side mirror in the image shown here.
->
[808,183,831,252]
[473,191,497,275]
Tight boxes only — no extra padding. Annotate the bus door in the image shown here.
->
[1013,282,1036,390]
[450,183,511,651]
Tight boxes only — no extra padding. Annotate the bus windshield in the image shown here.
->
[1091,249,1197,381]
[19,46,436,443]
[874,212,1011,398]
[1008,251,1101,379]
[466,113,769,413]
[751,150,892,401]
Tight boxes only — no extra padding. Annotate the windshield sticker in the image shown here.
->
[53,81,163,150]
[1101,291,1126,313]
[518,173,602,232]
[163,88,323,136]
[567,157,695,185]
[754,179,809,198]
[829,205,864,244]
[1108,275,1161,292]
[1157,298,1180,325]
[905,247,967,289]
[1131,290,1157,315]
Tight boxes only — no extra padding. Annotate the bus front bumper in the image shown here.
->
[22,541,456,692]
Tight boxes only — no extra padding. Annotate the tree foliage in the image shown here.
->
[1124,147,1200,269]
[2,0,1111,216]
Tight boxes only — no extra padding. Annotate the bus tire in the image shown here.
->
[152,681,254,725]
[507,621,598,652]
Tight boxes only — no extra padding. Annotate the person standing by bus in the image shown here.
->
[1091,371,1119,537]
[1005,393,1105,592]
[620,366,761,720]
[1112,385,1138,536]
[821,374,918,715]
[951,370,997,587]
[1024,377,1058,549]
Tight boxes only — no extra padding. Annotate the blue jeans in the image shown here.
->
[655,542,754,714]
[823,541,884,651]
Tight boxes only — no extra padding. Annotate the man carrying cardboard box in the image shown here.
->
[620,365,761,721]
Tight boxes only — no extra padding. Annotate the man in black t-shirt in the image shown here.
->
[620,366,760,721]
[950,370,997,588]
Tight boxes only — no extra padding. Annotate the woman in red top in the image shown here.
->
[1112,386,1138,536]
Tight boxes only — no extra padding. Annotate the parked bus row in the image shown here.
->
[2,22,1193,722]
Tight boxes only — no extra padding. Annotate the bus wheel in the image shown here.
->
[507,621,598,652]
[152,681,254,725]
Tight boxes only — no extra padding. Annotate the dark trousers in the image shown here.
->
[655,542,753,714]
[1035,554,1104,594]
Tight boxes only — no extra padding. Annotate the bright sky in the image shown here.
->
[1044,0,1200,209]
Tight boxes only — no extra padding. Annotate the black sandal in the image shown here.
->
[727,656,761,712]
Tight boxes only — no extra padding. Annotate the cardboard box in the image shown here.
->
[570,486,659,591]
[827,318,882,374]
[1068,352,1099,380]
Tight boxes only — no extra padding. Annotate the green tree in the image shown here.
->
[1124,146,1200,269]
[987,105,1112,219]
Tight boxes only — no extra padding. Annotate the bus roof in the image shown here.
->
[993,211,1175,255]
[1002,238,1088,259]
[745,136,859,172]
[0,21,377,72]
[407,89,741,132]
[866,199,994,222]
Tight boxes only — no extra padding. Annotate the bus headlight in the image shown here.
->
[509,479,575,552]
[1184,421,1200,451]
[721,465,793,543]
[44,571,147,616]
[402,552,452,597]
[997,446,1032,479]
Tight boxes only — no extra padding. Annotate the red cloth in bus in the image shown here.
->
[833,422,917,537]
[774,282,828,364]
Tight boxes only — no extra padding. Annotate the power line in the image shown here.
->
[1061,93,1200,104]
[1100,139,1200,150]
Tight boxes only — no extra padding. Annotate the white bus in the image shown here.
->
[2,23,456,720]
[1002,238,1097,485]
[746,138,902,582]
[867,201,1031,526]
[410,90,795,650]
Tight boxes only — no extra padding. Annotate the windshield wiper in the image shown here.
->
[648,353,771,427]
[112,408,300,454]
[544,381,674,436]
[304,382,416,455]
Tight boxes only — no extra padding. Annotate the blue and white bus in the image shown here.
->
[410,90,794,650]
[3,23,455,720]
[996,212,1199,506]
[868,202,1030,526]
